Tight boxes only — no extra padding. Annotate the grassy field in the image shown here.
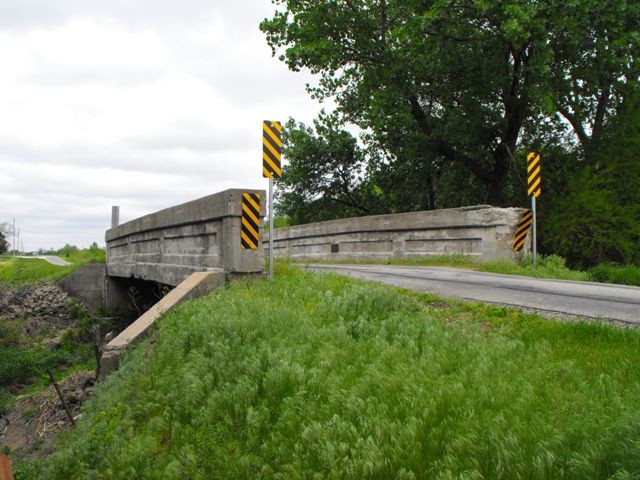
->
[22,263,640,479]
[303,253,640,286]
[0,249,105,284]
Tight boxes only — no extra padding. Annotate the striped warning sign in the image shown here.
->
[527,152,541,198]
[241,193,261,250]
[263,120,282,179]
[513,209,533,252]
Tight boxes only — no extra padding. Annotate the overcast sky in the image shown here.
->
[0,0,325,251]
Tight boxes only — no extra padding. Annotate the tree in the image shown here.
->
[58,244,79,258]
[261,0,639,204]
[542,94,640,267]
[278,113,490,224]
[0,232,7,254]
[0,222,13,253]
[277,114,377,224]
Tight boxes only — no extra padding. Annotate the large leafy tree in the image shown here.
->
[261,0,639,204]
[277,114,376,224]
[278,114,488,224]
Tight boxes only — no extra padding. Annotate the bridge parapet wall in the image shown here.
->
[106,189,266,286]
[265,205,526,262]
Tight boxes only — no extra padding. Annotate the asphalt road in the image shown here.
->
[307,264,640,325]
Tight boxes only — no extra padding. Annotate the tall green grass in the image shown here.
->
[32,265,640,479]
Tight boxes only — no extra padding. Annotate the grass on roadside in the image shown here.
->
[301,253,640,286]
[590,263,640,287]
[29,262,640,479]
[0,248,105,285]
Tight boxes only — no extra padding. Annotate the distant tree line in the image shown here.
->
[261,0,639,267]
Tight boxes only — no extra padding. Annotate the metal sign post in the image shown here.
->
[531,196,537,268]
[527,152,541,268]
[268,178,274,281]
[262,120,283,282]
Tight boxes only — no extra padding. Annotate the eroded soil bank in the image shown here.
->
[0,283,97,461]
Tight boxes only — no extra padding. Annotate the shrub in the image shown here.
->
[590,264,640,287]
[0,348,70,387]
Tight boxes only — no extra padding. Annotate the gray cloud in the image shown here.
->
[0,0,322,251]
[0,0,230,31]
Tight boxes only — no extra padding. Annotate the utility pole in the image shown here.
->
[12,218,15,255]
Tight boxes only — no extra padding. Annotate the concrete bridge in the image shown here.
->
[102,192,524,297]
[60,189,527,314]
[57,189,526,375]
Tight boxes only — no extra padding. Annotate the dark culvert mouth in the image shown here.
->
[105,277,171,323]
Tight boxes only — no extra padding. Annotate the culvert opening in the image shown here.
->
[106,277,172,324]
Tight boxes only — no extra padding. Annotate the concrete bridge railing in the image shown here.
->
[106,189,266,287]
[264,205,527,262]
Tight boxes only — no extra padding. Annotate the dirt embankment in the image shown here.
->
[1,371,95,460]
[0,283,96,460]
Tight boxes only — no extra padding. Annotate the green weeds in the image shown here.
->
[482,254,590,281]
[589,263,640,286]
[0,298,98,415]
[33,264,640,479]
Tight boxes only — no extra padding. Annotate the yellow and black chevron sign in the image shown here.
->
[241,193,261,250]
[527,152,541,198]
[263,120,282,179]
[513,209,533,252]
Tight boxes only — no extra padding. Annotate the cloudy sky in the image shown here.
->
[0,0,325,251]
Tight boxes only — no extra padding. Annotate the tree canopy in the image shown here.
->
[277,114,373,224]
[261,0,640,204]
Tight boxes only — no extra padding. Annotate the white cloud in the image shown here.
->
[0,0,325,251]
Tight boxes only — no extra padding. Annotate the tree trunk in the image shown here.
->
[486,146,511,205]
